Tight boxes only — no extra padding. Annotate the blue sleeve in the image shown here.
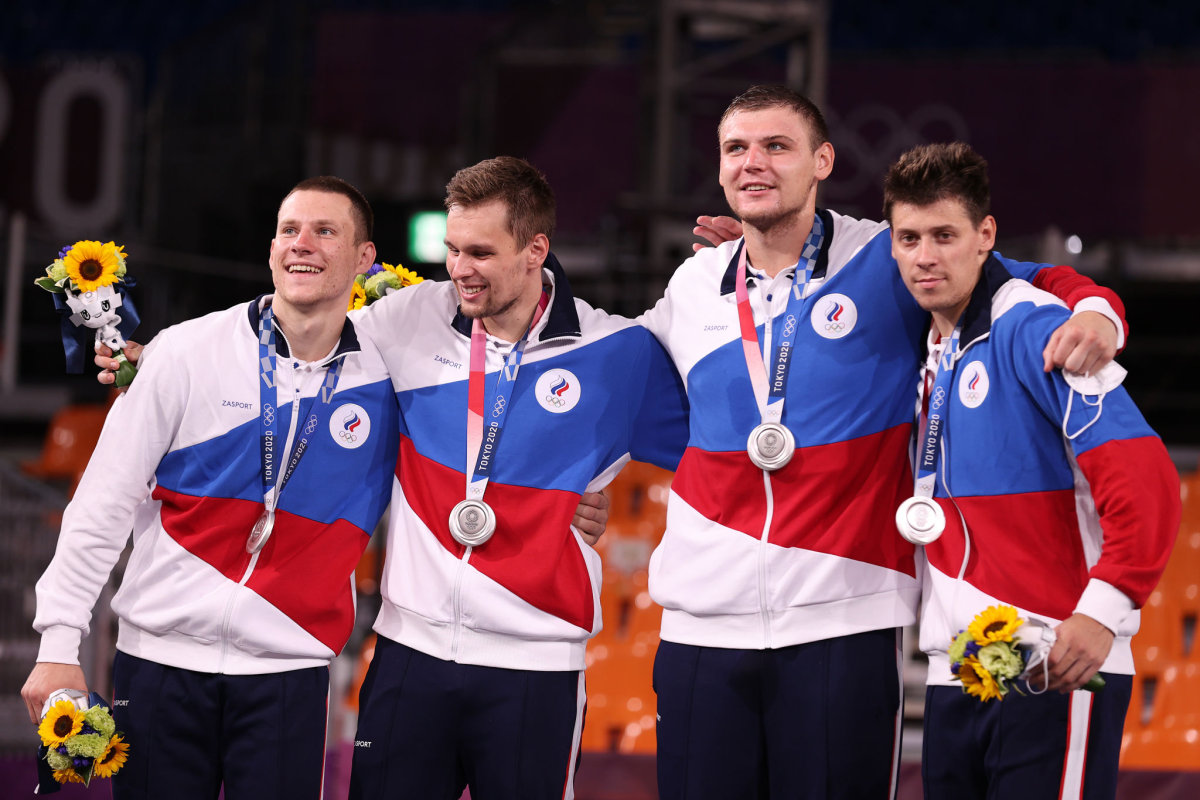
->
[1008,305,1155,456]
[626,329,690,471]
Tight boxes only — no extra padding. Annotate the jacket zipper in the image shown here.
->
[217,345,331,672]
[757,281,777,649]
[451,343,510,659]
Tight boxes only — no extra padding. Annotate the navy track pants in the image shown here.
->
[922,674,1132,800]
[110,649,329,800]
[654,628,904,799]
[348,636,586,800]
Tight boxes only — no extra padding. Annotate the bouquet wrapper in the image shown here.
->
[34,690,111,795]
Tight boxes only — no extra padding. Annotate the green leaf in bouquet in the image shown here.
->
[35,276,65,293]
[1085,674,1106,692]
[365,270,401,301]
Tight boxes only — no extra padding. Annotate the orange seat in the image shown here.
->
[22,404,110,481]
[1121,663,1200,770]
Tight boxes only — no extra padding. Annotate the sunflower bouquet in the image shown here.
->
[37,691,129,789]
[949,605,1105,702]
[35,240,140,386]
[348,261,424,311]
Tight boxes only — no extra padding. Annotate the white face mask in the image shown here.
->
[1014,617,1058,695]
[1061,360,1127,441]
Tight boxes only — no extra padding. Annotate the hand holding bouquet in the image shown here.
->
[949,605,1105,702]
[36,240,140,387]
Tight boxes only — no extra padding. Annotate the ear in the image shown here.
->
[814,141,835,181]
[356,241,377,277]
[978,215,997,253]
[527,233,550,270]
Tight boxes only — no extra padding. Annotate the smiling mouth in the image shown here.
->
[458,284,486,298]
[741,184,774,192]
[286,264,323,274]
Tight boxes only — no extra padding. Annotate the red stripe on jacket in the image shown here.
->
[1075,436,1179,607]
[672,424,917,577]
[397,435,595,632]
[926,489,1088,620]
[153,486,368,652]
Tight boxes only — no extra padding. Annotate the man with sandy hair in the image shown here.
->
[344,156,689,799]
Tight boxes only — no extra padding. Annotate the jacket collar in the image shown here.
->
[246,294,361,361]
[720,208,834,295]
[956,252,1015,348]
[450,251,583,342]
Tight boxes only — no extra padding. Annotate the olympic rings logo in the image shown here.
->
[492,397,506,417]
[263,404,275,425]
[339,430,358,444]
[782,315,797,337]
[931,387,946,410]
[964,390,980,402]
[304,415,319,435]
[824,322,846,332]
[544,394,567,407]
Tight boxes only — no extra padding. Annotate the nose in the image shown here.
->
[915,236,936,267]
[448,252,473,281]
[292,226,317,252]
[744,144,768,171]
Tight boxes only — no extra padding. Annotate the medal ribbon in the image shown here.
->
[463,291,550,501]
[732,214,825,424]
[913,326,963,499]
[258,302,346,515]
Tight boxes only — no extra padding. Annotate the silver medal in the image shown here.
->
[895,496,945,545]
[746,422,796,471]
[449,499,496,547]
[247,510,275,554]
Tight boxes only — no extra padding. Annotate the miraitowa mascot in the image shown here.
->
[35,240,140,386]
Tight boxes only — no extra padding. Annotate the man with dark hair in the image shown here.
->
[342,156,690,799]
[641,86,1132,798]
[886,142,1177,799]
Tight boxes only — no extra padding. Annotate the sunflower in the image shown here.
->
[968,605,1022,646]
[92,734,130,778]
[956,656,1004,702]
[53,767,85,785]
[348,279,367,312]
[382,262,423,287]
[63,240,122,293]
[38,700,84,747]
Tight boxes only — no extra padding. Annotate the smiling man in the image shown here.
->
[343,157,689,800]
[638,86,1134,799]
[886,142,1177,800]
[23,177,401,799]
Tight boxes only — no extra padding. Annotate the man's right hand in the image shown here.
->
[21,662,89,724]
[95,340,143,385]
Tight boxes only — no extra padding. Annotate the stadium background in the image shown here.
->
[1,0,1198,796]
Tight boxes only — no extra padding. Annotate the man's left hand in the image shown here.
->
[1043,311,1118,375]
[1043,613,1115,693]
[573,491,610,547]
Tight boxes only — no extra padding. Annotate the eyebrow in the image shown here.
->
[722,134,798,146]
[278,219,342,228]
